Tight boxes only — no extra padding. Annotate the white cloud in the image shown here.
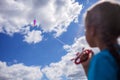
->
[0,0,83,43]
[24,30,43,44]
[42,36,100,80]
[0,61,43,80]
[64,36,100,54]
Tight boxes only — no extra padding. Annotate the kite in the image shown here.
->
[71,48,94,65]
[33,19,36,26]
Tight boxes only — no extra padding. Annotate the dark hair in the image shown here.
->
[85,1,120,79]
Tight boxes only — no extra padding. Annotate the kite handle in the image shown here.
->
[71,48,94,65]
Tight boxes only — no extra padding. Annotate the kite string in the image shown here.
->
[47,33,66,45]
[54,37,66,45]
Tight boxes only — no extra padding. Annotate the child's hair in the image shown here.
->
[85,1,120,78]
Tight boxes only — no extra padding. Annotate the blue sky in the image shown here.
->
[0,0,100,80]
[0,0,93,66]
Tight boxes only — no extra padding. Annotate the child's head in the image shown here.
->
[85,1,120,49]
[85,1,120,67]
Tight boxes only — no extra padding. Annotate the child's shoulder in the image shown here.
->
[92,49,118,67]
[89,49,119,80]
[94,49,113,60]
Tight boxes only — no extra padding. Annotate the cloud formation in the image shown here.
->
[24,30,43,44]
[0,0,83,43]
[0,61,43,80]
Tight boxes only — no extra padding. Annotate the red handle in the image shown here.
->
[73,49,94,65]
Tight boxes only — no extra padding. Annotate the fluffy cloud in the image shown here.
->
[24,30,43,44]
[42,36,100,80]
[0,0,83,43]
[64,36,100,54]
[0,61,43,80]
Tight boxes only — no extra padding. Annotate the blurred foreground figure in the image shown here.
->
[77,1,120,80]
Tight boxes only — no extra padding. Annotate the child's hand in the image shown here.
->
[71,49,94,65]
[71,48,94,75]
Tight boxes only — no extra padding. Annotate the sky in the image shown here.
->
[0,0,119,80]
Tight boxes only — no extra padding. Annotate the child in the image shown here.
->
[81,1,120,80]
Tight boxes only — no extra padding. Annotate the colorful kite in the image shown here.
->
[33,19,36,26]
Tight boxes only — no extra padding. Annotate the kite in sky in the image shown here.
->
[33,19,36,26]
